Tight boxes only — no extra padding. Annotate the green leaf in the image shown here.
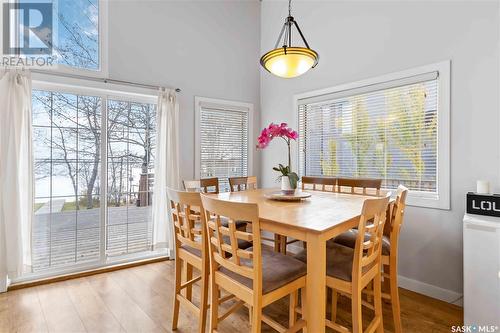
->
[288,172,299,189]
[272,167,280,172]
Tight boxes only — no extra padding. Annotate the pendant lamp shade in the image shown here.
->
[260,2,319,78]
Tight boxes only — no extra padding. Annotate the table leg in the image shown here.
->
[306,233,326,333]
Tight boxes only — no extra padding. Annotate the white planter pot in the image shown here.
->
[281,176,295,195]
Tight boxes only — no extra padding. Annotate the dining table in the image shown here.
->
[215,187,382,333]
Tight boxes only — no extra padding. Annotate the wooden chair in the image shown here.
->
[337,178,382,196]
[333,185,408,333]
[167,188,209,333]
[229,176,258,192]
[183,177,220,194]
[200,194,307,333]
[301,176,337,192]
[294,194,390,333]
[277,176,338,254]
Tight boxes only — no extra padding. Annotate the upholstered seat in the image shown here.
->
[220,247,307,294]
[181,235,252,258]
[295,243,373,282]
[329,229,391,255]
[180,244,202,257]
[220,217,248,229]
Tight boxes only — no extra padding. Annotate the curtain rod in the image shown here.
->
[30,69,181,93]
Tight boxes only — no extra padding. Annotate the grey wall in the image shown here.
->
[260,0,499,300]
[108,0,261,181]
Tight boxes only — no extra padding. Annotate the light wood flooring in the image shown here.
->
[0,260,463,333]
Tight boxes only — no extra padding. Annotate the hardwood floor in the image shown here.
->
[0,261,463,333]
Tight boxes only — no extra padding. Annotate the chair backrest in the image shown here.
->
[229,176,258,192]
[385,185,408,254]
[167,187,205,253]
[183,177,220,194]
[301,176,336,192]
[337,178,382,196]
[200,194,262,291]
[352,194,390,281]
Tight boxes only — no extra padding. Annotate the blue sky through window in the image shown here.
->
[19,0,99,70]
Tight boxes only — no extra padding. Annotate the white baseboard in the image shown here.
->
[398,274,463,306]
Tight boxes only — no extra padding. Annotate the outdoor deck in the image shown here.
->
[32,206,153,271]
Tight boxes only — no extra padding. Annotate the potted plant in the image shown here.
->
[257,123,299,195]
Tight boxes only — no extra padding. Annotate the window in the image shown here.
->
[195,97,253,192]
[13,0,107,75]
[32,80,158,272]
[295,61,450,209]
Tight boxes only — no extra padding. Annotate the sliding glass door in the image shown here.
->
[32,86,158,273]
[106,99,156,257]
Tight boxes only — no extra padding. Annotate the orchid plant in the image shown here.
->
[257,123,299,189]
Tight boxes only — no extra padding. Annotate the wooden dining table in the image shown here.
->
[215,188,377,333]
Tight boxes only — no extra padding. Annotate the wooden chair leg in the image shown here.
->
[172,257,182,330]
[390,265,403,333]
[280,236,287,254]
[274,234,281,252]
[301,287,307,333]
[352,290,363,333]
[331,289,338,323]
[374,273,384,333]
[251,304,262,333]
[185,263,193,301]
[289,291,298,327]
[209,278,219,333]
[198,263,209,333]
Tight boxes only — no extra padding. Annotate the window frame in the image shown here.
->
[194,96,254,185]
[293,61,451,210]
[25,75,164,282]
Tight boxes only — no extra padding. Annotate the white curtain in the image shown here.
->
[0,70,33,292]
[152,88,180,252]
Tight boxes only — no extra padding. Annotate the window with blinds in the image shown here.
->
[198,103,250,192]
[298,72,439,193]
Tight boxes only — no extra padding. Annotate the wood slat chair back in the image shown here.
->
[166,187,209,333]
[337,178,382,196]
[385,185,408,239]
[354,194,391,277]
[301,176,336,192]
[229,176,258,192]
[183,177,220,194]
[201,194,260,281]
[168,188,204,252]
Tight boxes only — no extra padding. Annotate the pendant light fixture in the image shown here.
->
[260,0,319,78]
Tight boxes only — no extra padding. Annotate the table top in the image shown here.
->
[215,188,374,233]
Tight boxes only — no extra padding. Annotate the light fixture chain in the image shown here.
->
[288,0,292,16]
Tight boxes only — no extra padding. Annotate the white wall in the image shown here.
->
[260,0,499,300]
[108,0,261,181]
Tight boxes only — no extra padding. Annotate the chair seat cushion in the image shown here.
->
[328,229,391,256]
[180,235,252,259]
[220,247,306,294]
[180,244,202,257]
[294,243,365,282]
[222,236,253,250]
[220,217,248,229]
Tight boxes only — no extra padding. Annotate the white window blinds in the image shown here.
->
[298,72,439,193]
[199,104,249,192]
